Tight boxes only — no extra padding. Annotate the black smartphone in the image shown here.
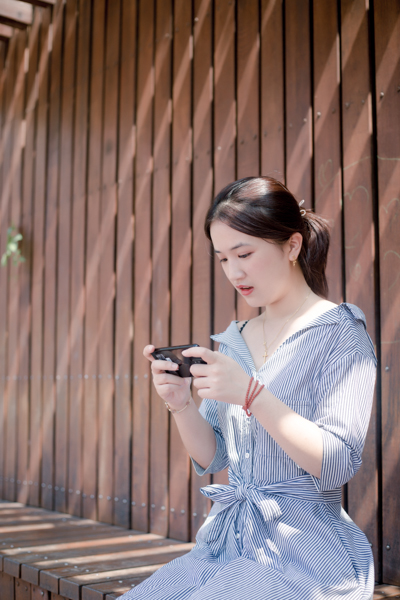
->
[151,344,207,378]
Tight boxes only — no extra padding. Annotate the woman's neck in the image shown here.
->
[263,280,314,323]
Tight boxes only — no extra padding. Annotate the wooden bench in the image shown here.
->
[0,501,399,600]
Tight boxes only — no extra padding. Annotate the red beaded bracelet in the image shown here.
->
[242,377,264,416]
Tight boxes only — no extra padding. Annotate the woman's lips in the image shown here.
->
[237,286,254,296]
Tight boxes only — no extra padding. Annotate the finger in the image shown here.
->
[143,345,156,361]
[181,346,216,363]
[153,372,185,386]
[151,360,180,375]
[189,363,210,378]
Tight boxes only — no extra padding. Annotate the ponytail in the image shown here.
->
[204,176,331,298]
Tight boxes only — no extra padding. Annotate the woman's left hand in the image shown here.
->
[181,347,250,405]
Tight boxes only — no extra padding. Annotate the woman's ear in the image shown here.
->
[288,232,303,261]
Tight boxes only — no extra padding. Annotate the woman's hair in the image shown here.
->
[204,176,330,298]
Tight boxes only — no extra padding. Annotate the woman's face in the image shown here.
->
[210,220,298,307]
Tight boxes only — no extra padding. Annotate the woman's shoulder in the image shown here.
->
[327,302,376,364]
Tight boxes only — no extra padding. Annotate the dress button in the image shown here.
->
[236,533,240,539]
[245,452,250,459]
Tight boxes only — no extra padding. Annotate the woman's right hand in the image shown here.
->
[143,345,192,411]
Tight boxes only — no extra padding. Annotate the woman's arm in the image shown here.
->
[249,389,323,478]
[171,398,217,470]
[143,345,217,470]
[184,346,324,477]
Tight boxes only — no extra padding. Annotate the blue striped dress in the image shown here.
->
[120,303,377,600]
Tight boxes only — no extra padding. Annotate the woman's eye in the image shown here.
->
[239,253,251,259]
[219,258,227,263]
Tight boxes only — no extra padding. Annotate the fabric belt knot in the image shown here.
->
[198,472,342,571]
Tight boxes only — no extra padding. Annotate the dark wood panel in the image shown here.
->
[340,0,378,564]
[68,0,91,518]
[132,0,154,533]
[97,0,120,525]
[0,34,16,501]
[149,0,171,537]
[5,31,25,502]
[285,0,312,203]
[191,0,212,541]
[114,0,136,529]
[374,0,400,585]
[29,7,50,507]
[83,0,106,520]
[313,0,343,304]
[212,0,236,486]
[260,0,284,180]
[17,8,40,507]
[0,36,6,501]
[54,0,77,515]
[169,0,192,541]
[236,0,260,322]
[41,0,64,511]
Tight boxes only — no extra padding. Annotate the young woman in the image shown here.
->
[121,176,376,600]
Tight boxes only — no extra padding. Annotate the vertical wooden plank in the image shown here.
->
[0,572,15,600]
[114,0,136,529]
[340,0,378,565]
[191,0,212,541]
[41,0,64,511]
[236,0,260,321]
[54,0,77,514]
[285,0,312,204]
[5,32,26,500]
[29,7,50,507]
[0,35,16,500]
[5,32,25,502]
[83,0,106,520]
[212,0,236,487]
[132,0,153,533]
[374,0,400,585]
[260,0,284,180]
[313,0,342,304]
[18,11,40,505]
[15,580,31,600]
[68,0,91,517]
[97,0,120,524]
[170,0,192,542]
[149,0,171,536]
[0,32,7,500]
[213,0,236,338]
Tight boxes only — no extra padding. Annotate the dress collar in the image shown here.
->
[210,302,366,346]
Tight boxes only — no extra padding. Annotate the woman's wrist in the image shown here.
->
[164,395,192,415]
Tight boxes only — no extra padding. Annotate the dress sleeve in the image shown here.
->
[312,352,376,492]
[191,398,229,476]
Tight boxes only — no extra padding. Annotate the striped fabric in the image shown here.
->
[120,303,376,600]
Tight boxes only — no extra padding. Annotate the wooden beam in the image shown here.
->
[0,0,32,29]
[0,23,13,38]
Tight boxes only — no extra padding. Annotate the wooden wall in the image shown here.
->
[0,0,399,585]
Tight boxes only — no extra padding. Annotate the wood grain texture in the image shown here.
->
[313,0,343,304]
[236,0,260,322]
[260,0,284,181]
[213,0,236,346]
[149,0,171,537]
[83,0,106,520]
[169,0,192,541]
[132,0,153,533]
[285,0,312,204]
[29,7,50,507]
[54,0,77,515]
[114,0,136,529]
[191,0,213,540]
[340,0,378,565]
[67,0,91,518]
[41,0,64,511]
[374,0,400,585]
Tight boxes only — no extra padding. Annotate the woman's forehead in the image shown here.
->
[210,221,264,250]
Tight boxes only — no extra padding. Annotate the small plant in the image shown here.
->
[1,226,25,267]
